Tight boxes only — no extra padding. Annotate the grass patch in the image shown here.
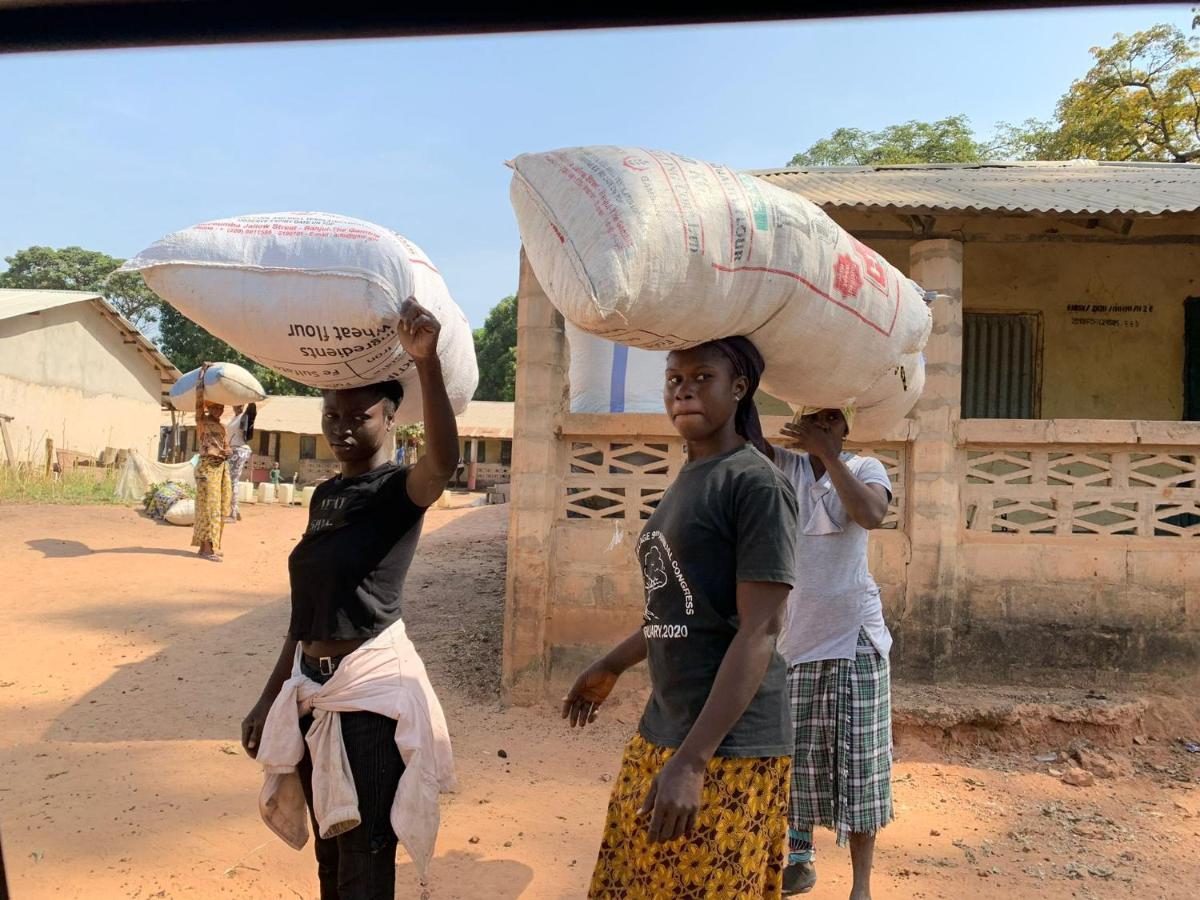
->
[0,466,124,505]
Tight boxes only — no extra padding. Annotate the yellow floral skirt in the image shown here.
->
[589,733,790,899]
[192,455,231,551]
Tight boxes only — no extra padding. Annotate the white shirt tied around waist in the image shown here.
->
[772,446,894,666]
[255,617,456,883]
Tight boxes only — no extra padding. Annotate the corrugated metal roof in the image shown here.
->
[0,289,180,393]
[749,160,1200,216]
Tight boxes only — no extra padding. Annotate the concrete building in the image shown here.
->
[0,289,179,466]
[502,161,1200,703]
[455,400,514,489]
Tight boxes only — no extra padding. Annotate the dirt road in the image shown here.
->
[0,502,1196,899]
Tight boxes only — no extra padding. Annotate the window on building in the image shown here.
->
[259,430,271,456]
[476,441,486,463]
[962,311,1043,419]
[1186,298,1200,421]
[461,440,471,463]
[501,440,512,466]
[299,435,317,460]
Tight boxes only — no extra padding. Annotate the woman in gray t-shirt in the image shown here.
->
[562,336,799,899]
[767,407,895,899]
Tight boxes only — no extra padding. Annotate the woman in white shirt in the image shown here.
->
[767,407,894,899]
[226,402,256,522]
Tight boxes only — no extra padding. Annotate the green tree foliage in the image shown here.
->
[157,304,319,396]
[793,26,1200,166]
[995,25,1200,162]
[0,245,160,331]
[788,115,985,167]
[472,294,518,402]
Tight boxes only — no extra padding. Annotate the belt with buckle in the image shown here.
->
[302,652,346,677]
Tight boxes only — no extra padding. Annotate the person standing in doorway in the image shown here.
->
[226,402,257,522]
[193,364,232,562]
[766,408,894,898]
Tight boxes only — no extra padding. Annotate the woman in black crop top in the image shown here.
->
[240,298,460,898]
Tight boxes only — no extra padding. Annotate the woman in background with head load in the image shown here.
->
[226,401,257,522]
[765,408,894,899]
[194,364,232,562]
[563,336,799,899]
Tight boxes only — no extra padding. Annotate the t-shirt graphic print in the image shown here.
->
[639,529,695,628]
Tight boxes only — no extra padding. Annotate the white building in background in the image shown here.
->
[0,289,179,466]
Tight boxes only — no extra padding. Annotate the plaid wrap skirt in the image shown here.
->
[787,628,894,846]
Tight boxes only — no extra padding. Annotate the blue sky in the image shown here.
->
[0,5,1192,330]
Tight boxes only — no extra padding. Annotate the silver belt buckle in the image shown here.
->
[319,656,335,676]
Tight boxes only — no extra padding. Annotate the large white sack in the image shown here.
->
[509,147,933,411]
[838,352,925,442]
[170,362,266,410]
[164,498,196,526]
[566,322,667,413]
[122,213,478,423]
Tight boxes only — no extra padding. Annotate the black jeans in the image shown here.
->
[298,658,405,900]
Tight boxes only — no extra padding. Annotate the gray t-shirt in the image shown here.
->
[772,446,893,665]
[637,443,798,758]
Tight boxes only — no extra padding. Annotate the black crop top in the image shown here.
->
[287,463,427,641]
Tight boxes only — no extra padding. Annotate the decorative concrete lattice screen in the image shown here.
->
[561,434,907,528]
[563,438,686,520]
[963,448,1200,537]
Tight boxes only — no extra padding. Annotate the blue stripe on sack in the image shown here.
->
[609,343,628,413]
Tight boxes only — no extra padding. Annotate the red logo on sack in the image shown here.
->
[834,254,863,299]
[622,155,651,172]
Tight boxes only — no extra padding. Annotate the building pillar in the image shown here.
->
[902,239,964,678]
[502,249,569,704]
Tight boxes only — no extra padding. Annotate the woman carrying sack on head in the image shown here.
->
[563,336,799,899]
[226,401,257,522]
[240,298,459,900]
[194,364,232,562]
[765,408,895,899]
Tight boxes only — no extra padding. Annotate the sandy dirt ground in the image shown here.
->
[0,501,1197,899]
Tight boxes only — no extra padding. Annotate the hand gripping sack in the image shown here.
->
[509,146,933,411]
[122,213,478,423]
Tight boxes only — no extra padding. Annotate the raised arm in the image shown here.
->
[822,456,890,530]
[396,298,459,508]
[195,362,209,420]
[782,420,889,529]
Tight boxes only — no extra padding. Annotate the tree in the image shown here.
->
[993,25,1200,162]
[0,245,160,331]
[791,26,1200,166]
[473,295,518,402]
[788,115,985,167]
[158,304,319,396]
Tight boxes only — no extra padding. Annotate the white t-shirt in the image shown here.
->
[772,446,893,665]
[226,413,249,450]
